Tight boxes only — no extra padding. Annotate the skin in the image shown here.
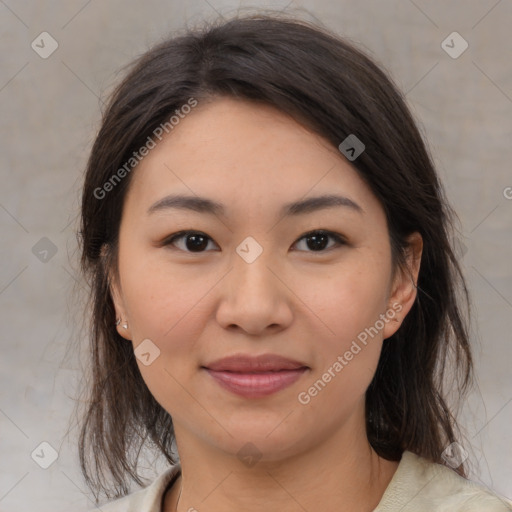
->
[109,96,423,512]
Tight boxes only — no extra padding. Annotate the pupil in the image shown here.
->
[186,234,208,251]
[308,233,328,251]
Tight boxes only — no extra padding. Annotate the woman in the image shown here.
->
[76,13,512,512]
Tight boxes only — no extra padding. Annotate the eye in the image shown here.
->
[162,230,218,253]
[292,230,347,252]
[161,229,346,253]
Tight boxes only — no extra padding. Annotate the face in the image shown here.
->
[109,97,421,462]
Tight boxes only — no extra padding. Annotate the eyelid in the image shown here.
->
[161,229,347,253]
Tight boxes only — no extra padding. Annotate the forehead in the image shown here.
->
[123,97,382,222]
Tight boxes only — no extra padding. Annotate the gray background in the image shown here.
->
[1,1,511,510]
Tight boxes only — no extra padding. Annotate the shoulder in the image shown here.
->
[375,451,512,511]
[84,465,180,512]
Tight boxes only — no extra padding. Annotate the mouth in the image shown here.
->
[202,353,310,398]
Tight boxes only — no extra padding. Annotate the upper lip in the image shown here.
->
[203,353,309,372]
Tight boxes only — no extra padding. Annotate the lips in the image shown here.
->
[202,354,309,398]
[203,353,308,372]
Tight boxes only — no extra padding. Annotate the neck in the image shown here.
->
[163,420,399,512]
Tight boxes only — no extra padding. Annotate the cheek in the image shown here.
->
[119,241,218,344]
[301,257,390,396]
[120,257,212,417]
[311,259,390,346]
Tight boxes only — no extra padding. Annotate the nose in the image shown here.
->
[215,248,293,336]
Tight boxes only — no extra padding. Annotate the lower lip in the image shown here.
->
[204,368,308,398]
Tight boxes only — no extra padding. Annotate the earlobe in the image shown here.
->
[102,243,132,341]
[115,317,131,339]
[383,232,423,339]
[112,281,132,341]
[111,280,132,341]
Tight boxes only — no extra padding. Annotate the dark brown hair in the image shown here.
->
[76,12,473,501]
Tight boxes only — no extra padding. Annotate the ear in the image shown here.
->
[101,243,132,341]
[382,231,423,340]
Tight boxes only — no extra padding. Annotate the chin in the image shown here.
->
[208,423,312,464]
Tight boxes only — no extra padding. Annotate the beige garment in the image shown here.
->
[87,451,512,511]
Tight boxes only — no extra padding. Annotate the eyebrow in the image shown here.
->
[147,193,363,218]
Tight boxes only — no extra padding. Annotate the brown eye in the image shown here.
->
[162,229,346,254]
[293,230,346,252]
[163,231,217,253]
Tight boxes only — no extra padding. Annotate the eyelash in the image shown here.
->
[161,229,347,254]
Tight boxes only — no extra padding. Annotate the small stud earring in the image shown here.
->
[115,318,128,329]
